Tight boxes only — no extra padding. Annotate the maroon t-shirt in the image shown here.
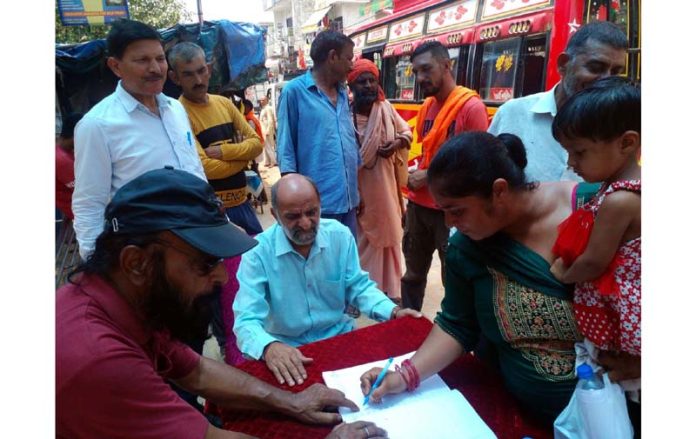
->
[56,274,208,439]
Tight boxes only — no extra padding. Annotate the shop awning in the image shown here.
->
[301,6,332,34]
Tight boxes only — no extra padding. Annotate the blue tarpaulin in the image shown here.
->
[56,20,267,115]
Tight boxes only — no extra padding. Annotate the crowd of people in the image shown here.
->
[56,17,641,439]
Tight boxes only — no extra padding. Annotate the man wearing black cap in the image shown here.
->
[56,167,380,439]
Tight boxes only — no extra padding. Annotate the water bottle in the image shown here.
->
[577,363,604,390]
[575,363,620,439]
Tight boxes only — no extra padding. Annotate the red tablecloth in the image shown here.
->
[211,317,553,438]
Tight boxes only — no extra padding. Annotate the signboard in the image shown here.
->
[427,0,478,34]
[352,33,366,51]
[489,87,514,102]
[481,0,551,21]
[388,14,425,42]
[58,0,129,26]
[400,89,414,100]
[366,25,389,44]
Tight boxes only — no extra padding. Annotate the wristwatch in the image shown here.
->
[390,305,402,320]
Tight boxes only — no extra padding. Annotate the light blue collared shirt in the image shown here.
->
[233,219,395,360]
[276,70,360,214]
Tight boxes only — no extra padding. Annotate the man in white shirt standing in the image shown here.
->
[73,19,206,261]
[258,96,277,167]
[488,21,628,182]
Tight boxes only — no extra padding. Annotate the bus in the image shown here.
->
[348,0,640,159]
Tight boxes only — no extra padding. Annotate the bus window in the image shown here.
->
[448,47,461,81]
[374,52,382,72]
[586,0,629,36]
[382,57,397,99]
[395,56,416,100]
[519,35,547,97]
[478,38,522,103]
[454,46,470,87]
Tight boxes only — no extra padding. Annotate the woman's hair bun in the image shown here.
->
[497,133,527,170]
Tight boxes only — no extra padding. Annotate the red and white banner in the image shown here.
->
[481,0,551,21]
[427,0,478,33]
[352,33,366,51]
[366,25,389,44]
[388,14,426,42]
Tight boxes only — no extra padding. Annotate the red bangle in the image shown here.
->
[401,359,420,391]
[395,364,409,390]
[399,362,414,391]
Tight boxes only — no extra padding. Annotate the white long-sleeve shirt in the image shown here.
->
[72,82,206,260]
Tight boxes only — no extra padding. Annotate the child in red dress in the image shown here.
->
[549,77,641,390]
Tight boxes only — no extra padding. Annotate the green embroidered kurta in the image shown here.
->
[435,231,582,420]
[435,233,581,417]
[435,184,599,419]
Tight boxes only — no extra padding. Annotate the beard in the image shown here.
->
[353,89,378,109]
[420,82,441,97]
[140,252,220,345]
[281,222,318,246]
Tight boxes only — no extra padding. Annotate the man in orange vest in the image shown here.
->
[402,41,488,311]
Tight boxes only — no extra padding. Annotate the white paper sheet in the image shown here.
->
[322,352,497,439]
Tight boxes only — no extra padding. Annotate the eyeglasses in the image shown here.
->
[153,239,224,275]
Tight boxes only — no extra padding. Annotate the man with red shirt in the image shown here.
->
[56,167,380,439]
[55,113,83,220]
[402,41,489,311]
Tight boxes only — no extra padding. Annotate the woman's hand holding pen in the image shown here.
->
[359,369,407,404]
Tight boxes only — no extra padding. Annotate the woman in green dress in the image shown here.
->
[360,131,597,422]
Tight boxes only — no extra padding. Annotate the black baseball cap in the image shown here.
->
[104,167,257,258]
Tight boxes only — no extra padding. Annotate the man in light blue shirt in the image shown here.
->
[233,174,421,386]
[276,30,360,239]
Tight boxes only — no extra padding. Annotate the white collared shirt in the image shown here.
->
[488,84,581,183]
[72,81,206,260]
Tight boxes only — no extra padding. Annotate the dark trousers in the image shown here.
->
[400,202,449,311]
[322,207,358,241]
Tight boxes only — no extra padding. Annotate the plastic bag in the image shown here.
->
[244,170,263,198]
[554,373,633,439]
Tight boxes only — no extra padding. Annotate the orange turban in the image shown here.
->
[347,58,385,101]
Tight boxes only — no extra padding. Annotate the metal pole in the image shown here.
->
[197,0,204,26]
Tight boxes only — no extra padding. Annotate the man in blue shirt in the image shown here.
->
[233,174,421,386]
[276,30,361,239]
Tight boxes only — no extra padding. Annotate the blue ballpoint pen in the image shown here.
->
[363,357,394,406]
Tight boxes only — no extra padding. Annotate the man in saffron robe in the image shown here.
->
[402,41,489,311]
[347,59,412,302]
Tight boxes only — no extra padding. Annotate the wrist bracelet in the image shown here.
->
[390,305,402,320]
[395,364,411,391]
[401,359,420,391]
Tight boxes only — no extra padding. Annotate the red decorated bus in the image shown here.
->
[348,0,641,159]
